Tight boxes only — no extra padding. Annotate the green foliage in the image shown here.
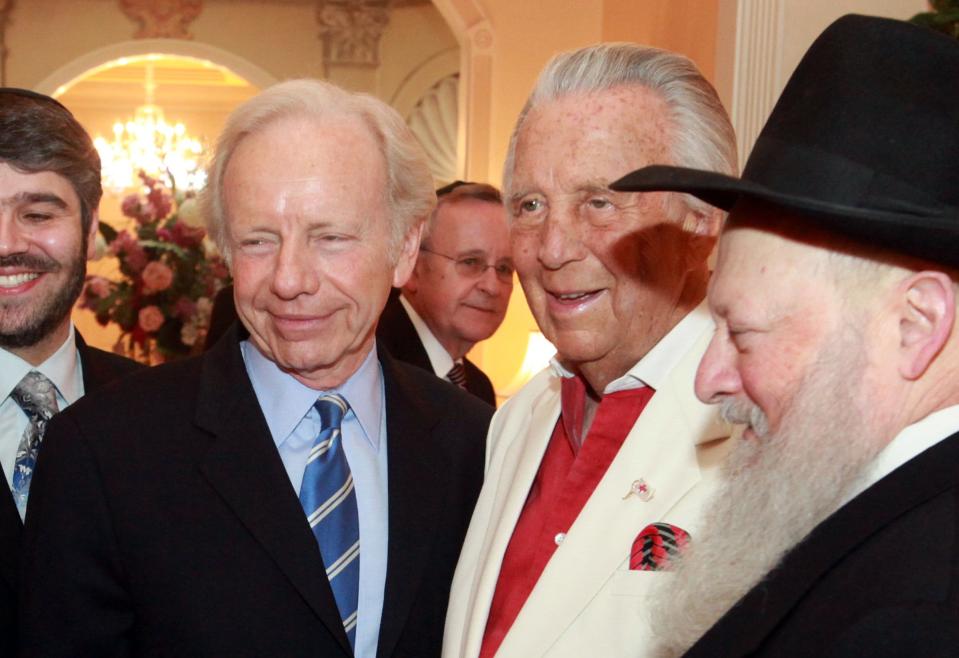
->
[910,0,959,38]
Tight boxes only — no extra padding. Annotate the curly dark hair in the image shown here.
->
[0,88,101,232]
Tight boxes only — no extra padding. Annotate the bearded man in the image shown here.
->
[0,89,142,654]
[613,14,959,657]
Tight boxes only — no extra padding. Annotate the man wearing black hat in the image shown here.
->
[0,89,141,654]
[613,14,959,657]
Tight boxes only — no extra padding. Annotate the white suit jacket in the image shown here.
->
[443,309,733,658]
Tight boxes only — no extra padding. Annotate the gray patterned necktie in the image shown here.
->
[9,371,59,519]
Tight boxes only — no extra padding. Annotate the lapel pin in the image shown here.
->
[623,478,654,502]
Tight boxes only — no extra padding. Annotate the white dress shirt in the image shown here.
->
[846,404,959,504]
[241,341,388,658]
[0,326,84,490]
[397,294,455,379]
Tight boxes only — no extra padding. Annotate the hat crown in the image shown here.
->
[744,14,959,213]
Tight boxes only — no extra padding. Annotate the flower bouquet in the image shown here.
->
[82,172,231,363]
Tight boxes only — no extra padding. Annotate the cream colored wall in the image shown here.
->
[780,0,925,81]
[17,0,911,396]
[3,0,461,360]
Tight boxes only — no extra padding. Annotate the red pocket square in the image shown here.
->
[629,523,690,571]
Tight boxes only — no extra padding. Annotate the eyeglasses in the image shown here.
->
[419,247,514,283]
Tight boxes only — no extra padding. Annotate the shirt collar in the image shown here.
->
[397,293,454,377]
[847,403,959,504]
[241,340,384,450]
[549,303,713,394]
[0,325,83,406]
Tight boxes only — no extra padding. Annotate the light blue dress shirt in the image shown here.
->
[241,341,388,658]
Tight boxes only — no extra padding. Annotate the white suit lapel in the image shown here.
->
[497,327,726,657]
[452,372,562,658]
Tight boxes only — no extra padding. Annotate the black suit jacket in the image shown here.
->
[376,292,497,406]
[685,432,959,657]
[0,335,142,657]
[20,328,491,657]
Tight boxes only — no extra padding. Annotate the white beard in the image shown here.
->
[649,331,883,657]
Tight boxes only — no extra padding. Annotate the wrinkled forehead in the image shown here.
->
[510,86,674,190]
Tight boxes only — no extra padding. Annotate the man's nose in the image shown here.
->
[694,330,742,404]
[537,210,587,271]
[270,241,319,300]
[0,213,29,257]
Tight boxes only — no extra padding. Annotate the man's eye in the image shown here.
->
[587,198,611,210]
[519,199,543,213]
[23,213,52,222]
[459,257,482,267]
[494,262,515,277]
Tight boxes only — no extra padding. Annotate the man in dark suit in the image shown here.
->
[613,14,959,657]
[378,182,512,406]
[20,79,491,657]
[0,89,142,656]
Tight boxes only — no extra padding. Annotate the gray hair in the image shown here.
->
[202,79,435,263]
[424,182,502,243]
[502,43,737,213]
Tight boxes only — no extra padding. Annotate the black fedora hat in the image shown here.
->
[610,14,959,267]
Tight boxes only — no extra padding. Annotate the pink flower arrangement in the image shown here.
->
[137,305,165,332]
[81,172,231,362]
[141,261,174,294]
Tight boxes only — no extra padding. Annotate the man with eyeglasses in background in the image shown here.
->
[377,182,512,406]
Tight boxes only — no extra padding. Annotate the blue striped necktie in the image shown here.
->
[299,394,360,648]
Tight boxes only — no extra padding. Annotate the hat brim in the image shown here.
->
[610,164,959,267]
[612,165,956,228]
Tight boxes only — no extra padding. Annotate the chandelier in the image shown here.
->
[94,62,207,194]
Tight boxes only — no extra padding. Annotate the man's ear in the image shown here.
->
[391,221,425,289]
[85,209,100,261]
[897,270,955,380]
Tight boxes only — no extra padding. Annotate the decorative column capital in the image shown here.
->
[316,0,391,69]
[0,0,14,85]
[119,0,203,40]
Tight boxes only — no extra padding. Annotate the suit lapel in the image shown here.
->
[194,333,352,656]
[376,292,432,372]
[499,377,709,655]
[689,431,959,656]
[375,354,445,658]
[457,375,560,656]
[0,479,20,593]
[496,326,728,656]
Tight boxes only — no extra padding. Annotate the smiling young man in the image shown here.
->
[443,44,738,658]
[19,80,491,657]
[378,182,511,405]
[0,89,141,655]
[612,15,959,657]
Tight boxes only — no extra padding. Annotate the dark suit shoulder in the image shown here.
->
[690,434,959,658]
[384,353,494,418]
[52,352,208,459]
[76,334,145,392]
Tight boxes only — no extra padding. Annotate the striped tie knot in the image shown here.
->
[447,361,468,389]
[315,393,348,431]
